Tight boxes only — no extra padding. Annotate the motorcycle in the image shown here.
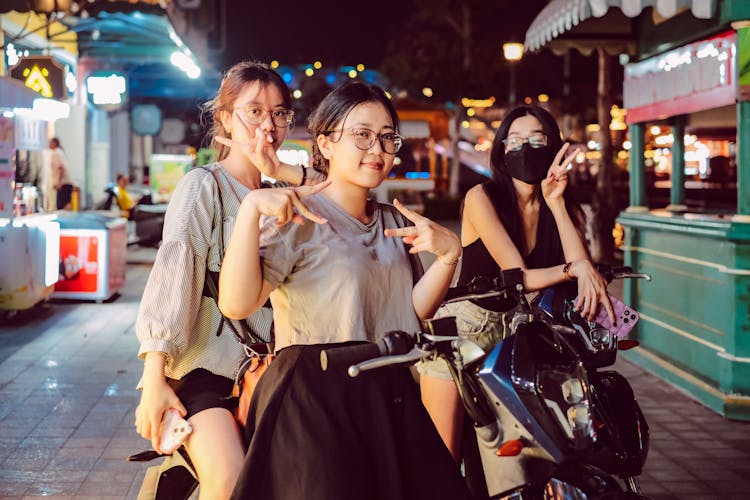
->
[531,266,652,491]
[98,183,166,247]
[321,267,652,499]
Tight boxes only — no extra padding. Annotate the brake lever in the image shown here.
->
[422,333,462,342]
[348,347,431,377]
[613,272,652,281]
[443,290,504,304]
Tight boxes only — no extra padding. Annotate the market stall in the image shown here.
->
[52,212,127,302]
[618,24,750,420]
[525,0,750,420]
[0,214,59,311]
[0,92,61,313]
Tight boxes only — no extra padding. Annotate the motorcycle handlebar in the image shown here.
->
[596,264,652,283]
[320,331,414,373]
[444,268,525,303]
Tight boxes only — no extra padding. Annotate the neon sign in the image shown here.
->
[9,56,65,100]
[86,73,128,107]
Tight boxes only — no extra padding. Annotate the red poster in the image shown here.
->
[55,234,99,293]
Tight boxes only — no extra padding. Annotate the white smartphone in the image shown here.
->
[159,408,192,455]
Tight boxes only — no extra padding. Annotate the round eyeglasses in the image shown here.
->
[327,127,403,154]
[233,106,295,128]
[501,133,548,152]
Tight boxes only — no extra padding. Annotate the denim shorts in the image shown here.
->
[417,300,511,381]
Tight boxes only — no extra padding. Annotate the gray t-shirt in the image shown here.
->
[259,193,422,351]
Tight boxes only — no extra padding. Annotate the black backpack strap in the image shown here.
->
[200,166,273,349]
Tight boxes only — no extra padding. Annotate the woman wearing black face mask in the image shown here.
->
[418,105,615,463]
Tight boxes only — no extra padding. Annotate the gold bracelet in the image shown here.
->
[562,261,576,281]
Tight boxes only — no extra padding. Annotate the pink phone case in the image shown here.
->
[159,408,192,455]
[596,294,639,339]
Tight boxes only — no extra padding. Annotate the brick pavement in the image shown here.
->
[0,247,156,499]
[0,244,748,499]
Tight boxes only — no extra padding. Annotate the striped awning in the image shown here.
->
[525,0,716,53]
[0,1,170,15]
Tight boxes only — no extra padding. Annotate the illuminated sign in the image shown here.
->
[623,31,735,124]
[86,72,128,107]
[9,56,65,99]
[461,97,496,108]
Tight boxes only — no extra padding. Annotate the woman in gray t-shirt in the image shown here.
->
[220,82,470,499]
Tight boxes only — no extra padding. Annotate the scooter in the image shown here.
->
[127,447,198,500]
[98,183,166,247]
[321,268,652,499]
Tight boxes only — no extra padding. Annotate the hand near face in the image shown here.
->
[541,143,578,202]
[384,199,461,263]
[215,120,283,179]
[243,181,331,227]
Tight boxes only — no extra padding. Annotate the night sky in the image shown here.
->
[216,0,604,113]
[222,0,417,67]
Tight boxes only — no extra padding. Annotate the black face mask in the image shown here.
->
[504,144,554,184]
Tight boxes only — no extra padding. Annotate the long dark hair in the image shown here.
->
[307,81,400,175]
[202,60,292,161]
[484,105,585,258]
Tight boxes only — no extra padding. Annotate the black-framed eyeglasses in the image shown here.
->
[233,106,295,128]
[502,133,548,152]
[326,127,403,154]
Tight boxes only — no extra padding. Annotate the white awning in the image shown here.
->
[525,0,716,53]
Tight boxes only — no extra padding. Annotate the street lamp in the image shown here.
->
[503,42,524,108]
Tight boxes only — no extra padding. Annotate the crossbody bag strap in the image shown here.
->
[202,166,269,347]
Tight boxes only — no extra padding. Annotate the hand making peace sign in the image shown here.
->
[242,180,331,227]
[215,119,285,179]
[384,199,462,264]
[542,142,579,202]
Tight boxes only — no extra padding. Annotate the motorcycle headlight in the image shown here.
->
[538,363,595,449]
[588,326,616,352]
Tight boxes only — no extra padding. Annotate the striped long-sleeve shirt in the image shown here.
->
[135,163,274,381]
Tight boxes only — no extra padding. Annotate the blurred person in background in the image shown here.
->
[115,173,137,218]
[49,137,73,210]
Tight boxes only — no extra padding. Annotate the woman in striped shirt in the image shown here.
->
[134,60,323,498]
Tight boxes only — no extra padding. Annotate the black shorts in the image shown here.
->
[167,368,237,419]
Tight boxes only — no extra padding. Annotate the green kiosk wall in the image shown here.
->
[616,20,750,420]
[618,210,750,419]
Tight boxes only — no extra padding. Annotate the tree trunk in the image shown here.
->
[447,0,473,200]
[448,110,461,198]
[591,48,617,263]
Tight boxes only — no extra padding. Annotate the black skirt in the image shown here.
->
[231,343,471,500]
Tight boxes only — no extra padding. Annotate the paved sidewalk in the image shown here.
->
[0,247,156,499]
[0,244,749,499]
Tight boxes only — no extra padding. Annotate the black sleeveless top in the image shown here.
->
[457,182,565,311]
